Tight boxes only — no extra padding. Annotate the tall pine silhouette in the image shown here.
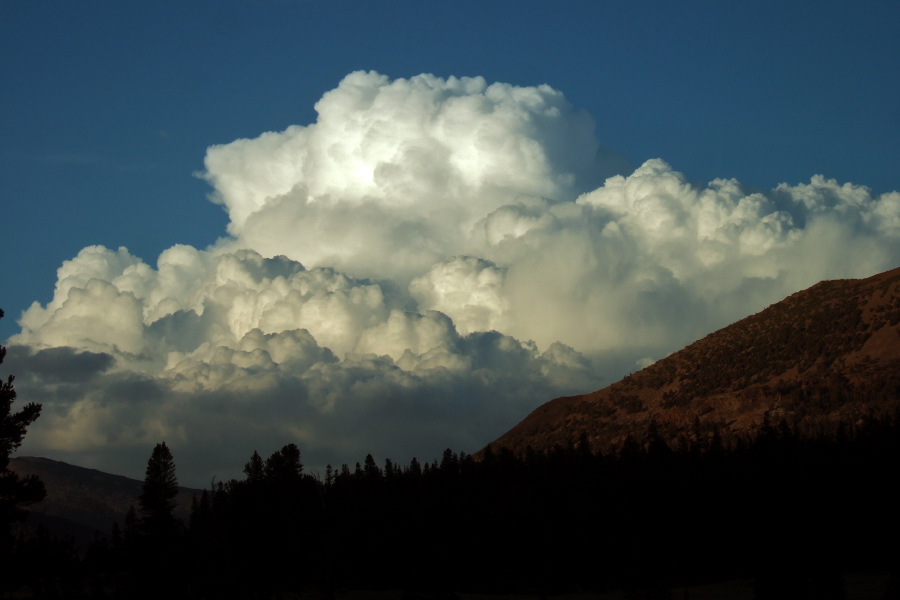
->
[0,309,45,593]
[139,441,179,539]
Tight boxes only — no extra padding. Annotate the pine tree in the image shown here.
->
[243,450,264,484]
[363,453,381,479]
[138,442,179,538]
[0,309,46,555]
[130,444,182,597]
[264,443,303,485]
[407,457,422,478]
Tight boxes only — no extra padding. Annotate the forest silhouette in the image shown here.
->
[4,411,900,599]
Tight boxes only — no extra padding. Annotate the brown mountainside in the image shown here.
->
[490,266,900,455]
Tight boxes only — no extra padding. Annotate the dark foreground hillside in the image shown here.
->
[8,456,197,540]
[5,422,900,599]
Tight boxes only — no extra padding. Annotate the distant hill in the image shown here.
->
[9,456,200,540]
[489,266,900,456]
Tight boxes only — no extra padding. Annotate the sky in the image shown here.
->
[2,1,900,487]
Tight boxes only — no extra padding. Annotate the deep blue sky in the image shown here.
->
[3,0,899,341]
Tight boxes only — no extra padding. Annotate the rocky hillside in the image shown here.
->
[490,266,900,455]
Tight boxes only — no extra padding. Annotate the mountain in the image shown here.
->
[8,456,200,540]
[490,266,900,456]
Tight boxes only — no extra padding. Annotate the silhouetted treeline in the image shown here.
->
[5,413,900,598]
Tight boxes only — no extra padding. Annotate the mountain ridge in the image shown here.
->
[8,455,199,540]
[489,266,900,455]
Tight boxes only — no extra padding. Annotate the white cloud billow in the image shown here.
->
[201,71,604,282]
[8,71,900,484]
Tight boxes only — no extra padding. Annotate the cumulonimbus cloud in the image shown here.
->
[7,71,900,485]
